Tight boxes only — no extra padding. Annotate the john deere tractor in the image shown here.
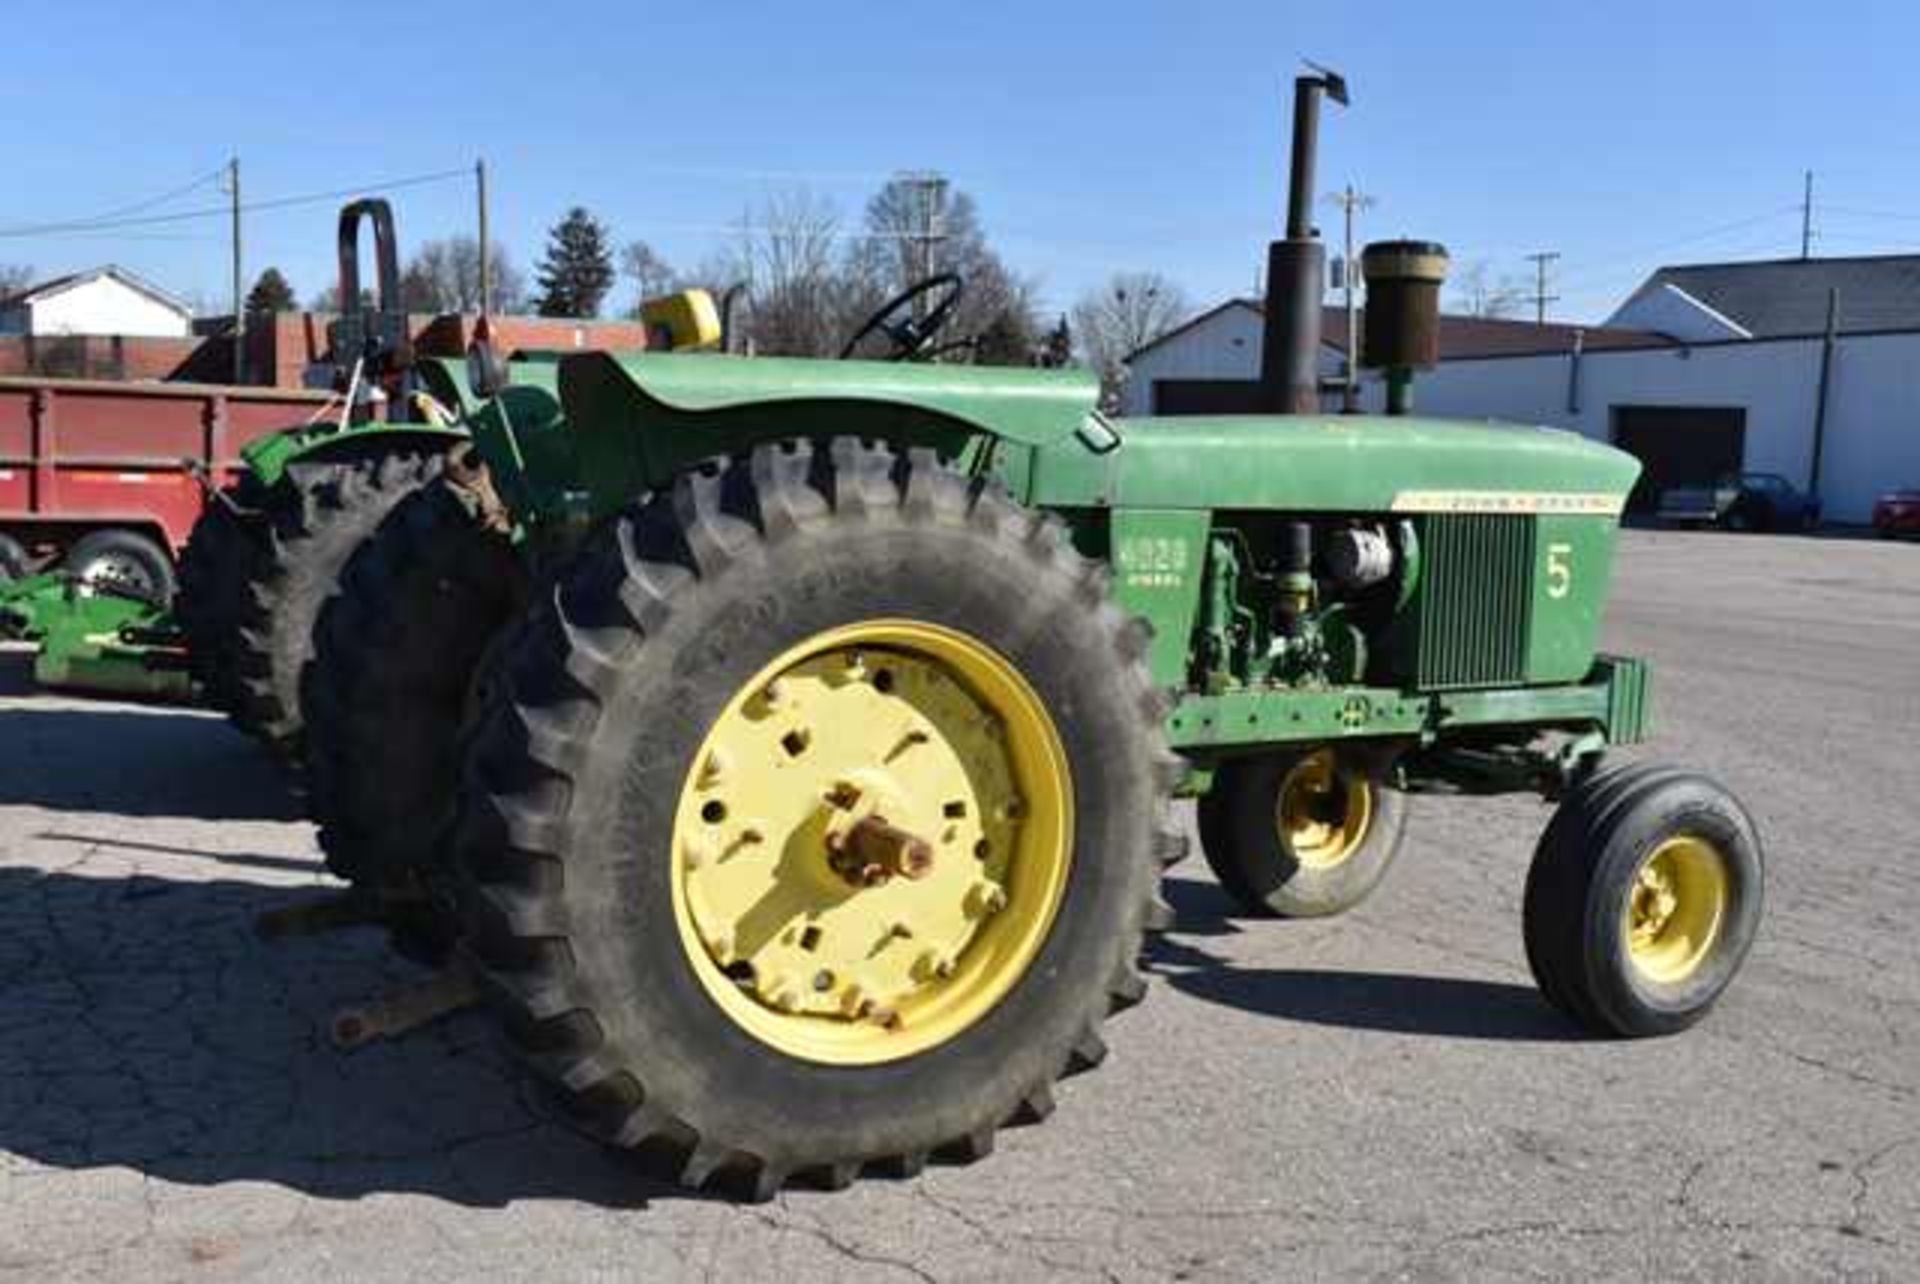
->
[171,199,474,757]
[293,72,1763,1199]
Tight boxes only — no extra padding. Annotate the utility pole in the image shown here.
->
[1525,250,1561,324]
[898,171,948,319]
[1325,184,1375,411]
[227,156,243,383]
[1801,170,1815,260]
[476,158,491,316]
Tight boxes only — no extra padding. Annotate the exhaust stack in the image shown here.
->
[1259,65,1348,414]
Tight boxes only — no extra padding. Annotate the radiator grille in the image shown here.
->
[1414,515,1536,689]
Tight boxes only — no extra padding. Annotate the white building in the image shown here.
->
[0,265,194,338]
[1123,256,1920,525]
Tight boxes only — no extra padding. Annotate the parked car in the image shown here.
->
[1873,488,1920,538]
[1657,472,1821,532]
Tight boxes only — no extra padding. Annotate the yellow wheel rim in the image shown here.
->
[1275,750,1373,870]
[670,620,1073,1066]
[1623,835,1729,985]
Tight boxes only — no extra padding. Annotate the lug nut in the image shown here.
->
[967,881,1008,917]
[913,949,956,981]
[764,973,803,1012]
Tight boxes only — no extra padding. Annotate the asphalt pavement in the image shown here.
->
[1,529,1915,1281]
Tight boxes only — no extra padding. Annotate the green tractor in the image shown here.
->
[173,199,471,757]
[293,72,1763,1198]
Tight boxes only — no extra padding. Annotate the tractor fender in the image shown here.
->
[245,422,470,486]
[553,350,1102,517]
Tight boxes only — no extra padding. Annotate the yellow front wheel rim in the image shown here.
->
[1623,835,1729,985]
[1275,751,1373,870]
[670,620,1073,1066]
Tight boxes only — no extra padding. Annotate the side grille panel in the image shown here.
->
[1414,515,1535,689]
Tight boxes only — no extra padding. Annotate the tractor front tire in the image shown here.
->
[454,439,1182,1198]
[304,473,524,896]
[229,448,446,760]
[1198,747,1407,917]
[1523,762,1763,1037]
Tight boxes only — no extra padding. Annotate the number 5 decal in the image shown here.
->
[1545,542,1573,599]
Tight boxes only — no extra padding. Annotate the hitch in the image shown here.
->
[253,891,388,941]
[330,957,481,1051]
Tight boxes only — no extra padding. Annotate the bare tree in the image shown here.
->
[402,237,526,313]
[1449,259,1527,319]
[621,240,677,311]
[315,238,523,314]
[849,180,1040,363]
[0,264,32,297]
[729,190,855,356]
[1072,272,1192,408]
[712,176,1041,362]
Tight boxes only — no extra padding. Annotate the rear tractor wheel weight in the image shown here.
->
[453,438,1181,1198]
[1198,747,1408,918]
[1522,766,1764,1037]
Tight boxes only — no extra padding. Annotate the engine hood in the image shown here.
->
[1032,415,1641,513]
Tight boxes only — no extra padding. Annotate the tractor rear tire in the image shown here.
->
[1523,761,1763,1037]
[229,448,447,760]
[304,474,524,895]
[175,475,271,712]
[453,438,1183,1199]
[1197,747,1407,917]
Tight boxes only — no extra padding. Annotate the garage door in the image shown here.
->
[1611,406,1747,513]
[1152,379,1267,415]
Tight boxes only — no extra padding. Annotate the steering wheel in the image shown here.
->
[839,273,965,361]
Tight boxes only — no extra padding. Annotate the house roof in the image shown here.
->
[1126,297,1670,363]
[1614,254,1920,338]
[0,264,193,316]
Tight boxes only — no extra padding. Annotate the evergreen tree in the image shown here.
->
[1040,315,1073,368]
[973,307,1037,366]
[534,207,616,318]
[244,267,297,314]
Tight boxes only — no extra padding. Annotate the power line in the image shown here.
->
[1549,206,1800,292]
[0,165,228,238]
[0,166,472,238]
[1823,204,1920,224]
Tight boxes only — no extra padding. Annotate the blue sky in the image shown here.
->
[4,1,1917,324]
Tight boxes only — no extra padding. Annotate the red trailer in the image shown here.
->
[0,376,331,596]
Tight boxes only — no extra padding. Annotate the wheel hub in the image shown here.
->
[80,553,155,596]
[671,622,1071,1064]
[1623,835,1729,985]
[1276,751,1372,869]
